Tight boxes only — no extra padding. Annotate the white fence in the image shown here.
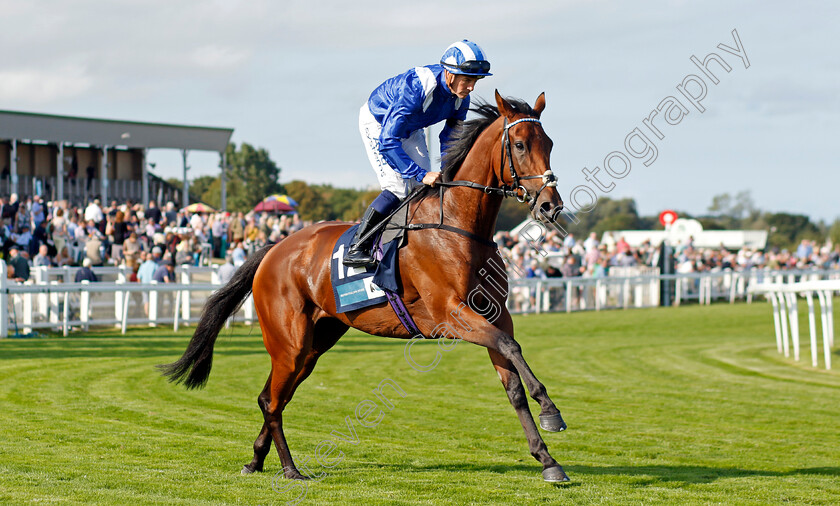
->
[2,262,839,338]
[749,280,838,370]
[506,268,840,314]
[0,262,254,338]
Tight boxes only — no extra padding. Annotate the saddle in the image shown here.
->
[330,206,409,314]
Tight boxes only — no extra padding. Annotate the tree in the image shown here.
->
[828,218,840,246]
[707,193,732,216]
[166,178,183,191]
[284,180,330,222]
[225,142,283,213]
[495,197,531,232]
[190,175,217,203]
[706,190,756,228]
[765,212,821,250]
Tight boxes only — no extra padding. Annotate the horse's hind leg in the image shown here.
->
[249,314,348,478]
[242,373,274,474]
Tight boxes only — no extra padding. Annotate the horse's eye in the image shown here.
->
[514,141,525,151]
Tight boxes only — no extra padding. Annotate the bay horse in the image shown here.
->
[161,90,571,483]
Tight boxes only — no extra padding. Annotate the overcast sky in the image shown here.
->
[1,0,837,221]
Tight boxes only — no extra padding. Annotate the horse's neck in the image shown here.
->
[441,123,504,241]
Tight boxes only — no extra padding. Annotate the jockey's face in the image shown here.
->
[445,71,481,99]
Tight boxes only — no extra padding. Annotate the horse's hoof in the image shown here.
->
[539,413,567,432]
[241,465,257,475]
[542,465,570,483]
[285,470,310,480]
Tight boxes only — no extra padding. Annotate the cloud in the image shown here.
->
[190,45,252,71]
[0,65,93,103]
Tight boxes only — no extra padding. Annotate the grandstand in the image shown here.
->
[0,110,233,207]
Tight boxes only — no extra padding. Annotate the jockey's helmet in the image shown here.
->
[440,40,492,77]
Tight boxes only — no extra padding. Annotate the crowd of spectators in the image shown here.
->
[494,230,840,280]
[1,193,306,283]
[5,192,838,287]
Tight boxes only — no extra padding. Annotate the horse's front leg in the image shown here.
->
[493,327,566,432]
[488,348,569,482]
[461,307,565,431]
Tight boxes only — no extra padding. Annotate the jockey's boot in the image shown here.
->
[343,206,386,268]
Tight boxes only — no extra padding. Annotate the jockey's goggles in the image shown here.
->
[441,59,491,76]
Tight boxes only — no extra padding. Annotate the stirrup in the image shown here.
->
[343,246,377,267]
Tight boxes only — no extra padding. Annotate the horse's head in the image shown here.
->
[494,90,564,224]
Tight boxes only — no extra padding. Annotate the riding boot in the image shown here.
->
[343,206,387,267]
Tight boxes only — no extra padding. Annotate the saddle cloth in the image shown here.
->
[330,206,408,313]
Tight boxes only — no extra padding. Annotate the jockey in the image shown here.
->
[343,39,492,267]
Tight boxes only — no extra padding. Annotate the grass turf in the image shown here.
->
[0,302,838,505]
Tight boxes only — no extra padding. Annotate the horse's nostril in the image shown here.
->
[539,202,553,216]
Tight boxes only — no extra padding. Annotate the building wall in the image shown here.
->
[33,144,55,178]
[0,142,142,180]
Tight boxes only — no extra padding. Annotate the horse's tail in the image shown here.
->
[158,244,273,389]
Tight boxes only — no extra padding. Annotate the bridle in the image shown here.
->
[435,115,557,211]
[499,117,557,211]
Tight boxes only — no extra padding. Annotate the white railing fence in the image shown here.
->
[748,280,838,370]
[506,268,840,314]
[1,262,254,338]
[2,262,839,339]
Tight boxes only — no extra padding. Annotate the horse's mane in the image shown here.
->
[439,96,536,183]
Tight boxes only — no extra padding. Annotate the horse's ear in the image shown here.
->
[533,92,546,118]
[495,89,514,119]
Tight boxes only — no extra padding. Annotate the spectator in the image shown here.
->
[583,231,599,252]
[525,259,546,279]
[7,246,30,282]
[33,244,52,267]
[232,241,246,267]
[52,208,68,255]
[12,224,32,252]
[563,232,575,249]
[218,253,237,285]
[123,232,141,265]
[175,238,193,265]
[32,219,50,257]
[229,212,245,244]
[560,255,580,278]
[109,210,129,261]
[84,198,104,224]
[164,202,177,225]
[55,246,74,267]
[145,201,162,224]
[85,230,104,266]
[1,193,20,227]
[74,258,98,282]
[137,249,159,284]
[211,213,226,258]
[152,259,176,284]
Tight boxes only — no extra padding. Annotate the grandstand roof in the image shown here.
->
[0,109,233,152]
